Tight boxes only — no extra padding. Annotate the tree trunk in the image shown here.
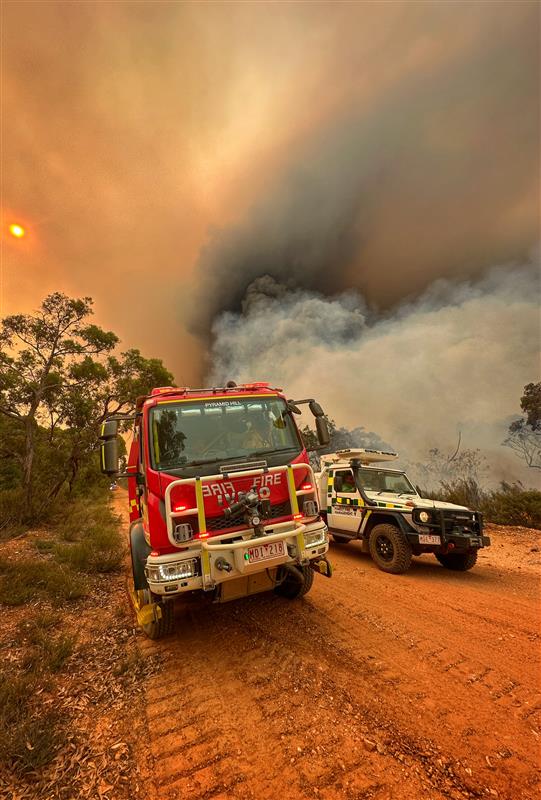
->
[21,417,35,519]
[68,456,79,493]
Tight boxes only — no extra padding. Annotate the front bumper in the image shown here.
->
[407,508,489,551]
[145,519,329,597]
[404,529,491,552]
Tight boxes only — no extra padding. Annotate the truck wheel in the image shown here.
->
[369,525,412,574]
[275,565,314,599]
[139,589,176,639]
[332,534,351,544]
[436,551,478,571]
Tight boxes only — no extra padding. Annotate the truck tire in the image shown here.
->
[130,522,151,591]
[369,524,412,574]
[332,533,351,544]
[436,550,478,572]
[140,590,176,639]
[275,565,314,599]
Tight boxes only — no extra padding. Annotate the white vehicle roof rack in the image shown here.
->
[321,448,398,466]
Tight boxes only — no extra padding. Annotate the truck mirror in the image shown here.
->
[100,419,118,440]
[99,418,119,475]
[334,475,343,492]
[316,416,330,446]
[309,400,324,418]
[101,438,119,476]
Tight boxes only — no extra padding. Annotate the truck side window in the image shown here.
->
[334,470,356,493]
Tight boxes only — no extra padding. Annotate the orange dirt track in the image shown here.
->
[119,495,540,800]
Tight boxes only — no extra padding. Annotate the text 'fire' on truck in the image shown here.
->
[317,449,490,575]
[99,383,333,638]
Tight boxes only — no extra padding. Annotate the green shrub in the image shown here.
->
[54,522,124,573]
[0,487,26,539]
[34,538,55,553]
[56,497,118,542]
[423,479,541,530]
[55,535,123,573]
[483,482,541,529]
[428,478,485,510]
[53,495,124,572]
[0,558,88,606]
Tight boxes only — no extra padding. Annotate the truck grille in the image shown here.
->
[206,500,292,532]
[441,511,480,534]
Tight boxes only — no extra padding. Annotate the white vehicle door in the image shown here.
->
[328,468,363,534]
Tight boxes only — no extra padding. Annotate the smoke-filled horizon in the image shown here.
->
[183,4,540,484]
[190,4,538,340]
[208,256,540,486]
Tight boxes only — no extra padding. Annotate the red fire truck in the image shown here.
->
[99,382,332,638]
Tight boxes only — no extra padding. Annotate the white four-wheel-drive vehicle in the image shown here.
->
[317,449,490,574]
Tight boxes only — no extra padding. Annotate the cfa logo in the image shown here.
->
[201,473,282,500]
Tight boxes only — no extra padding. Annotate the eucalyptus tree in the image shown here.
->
[0,293,174,521]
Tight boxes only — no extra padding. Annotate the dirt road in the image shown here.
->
[123,497,540,800]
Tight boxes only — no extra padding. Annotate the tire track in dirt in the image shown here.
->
[311,577,541,730]
[138,600,455,800]
[115,482,539,800]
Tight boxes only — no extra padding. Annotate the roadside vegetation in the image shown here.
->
[0,488,124,780]
[0,484,159,798]
[0,293,171,796]
[424,479,541,530]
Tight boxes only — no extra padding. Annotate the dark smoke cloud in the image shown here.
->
[191,3,538,336]
[209,257,540,486]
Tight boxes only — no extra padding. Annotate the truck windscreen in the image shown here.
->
[149,397,301,470]
[355,468,416,495]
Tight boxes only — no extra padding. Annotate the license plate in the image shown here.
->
[247,541,286,564]
[418,534,441,545]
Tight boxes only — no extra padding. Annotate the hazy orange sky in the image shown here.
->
[1,1,539,385]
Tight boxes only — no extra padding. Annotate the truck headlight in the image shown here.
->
[146,558,199,583]
[304,528,328,548]
[419,511,430,523]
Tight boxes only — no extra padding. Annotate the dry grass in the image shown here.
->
[0,670,65,776]
[21,628,77,674]
[0,491,153,799]
[0,557,88,606]
[54,498,124,573]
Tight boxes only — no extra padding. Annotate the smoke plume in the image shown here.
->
[209,258,540,485]
[186,4,539,485]
[191,3,538,337]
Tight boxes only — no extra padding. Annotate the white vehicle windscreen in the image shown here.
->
[355,468,416,495]
[149,397,301,470]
